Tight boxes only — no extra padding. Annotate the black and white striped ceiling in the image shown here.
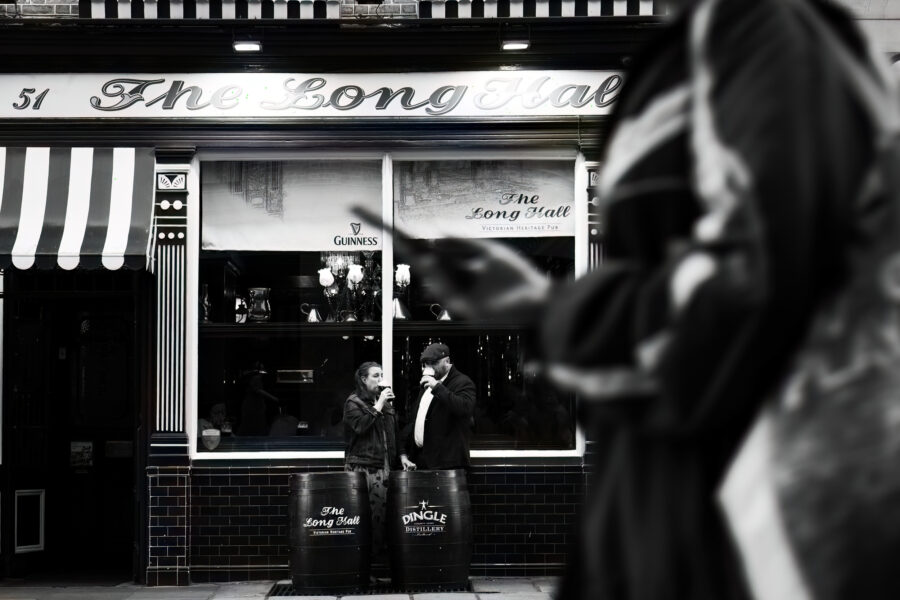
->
[83,0,661,19]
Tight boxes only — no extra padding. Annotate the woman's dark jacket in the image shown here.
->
[343,392,400,470]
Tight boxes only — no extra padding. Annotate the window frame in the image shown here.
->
[188,148,588,460]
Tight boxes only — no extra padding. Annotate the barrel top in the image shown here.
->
[289,471,368,490]
[390,469,468,483]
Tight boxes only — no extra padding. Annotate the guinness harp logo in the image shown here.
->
[334,222,378,246]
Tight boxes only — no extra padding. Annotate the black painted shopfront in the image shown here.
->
[0,14,658,585]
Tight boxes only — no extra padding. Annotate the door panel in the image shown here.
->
[65,311,134,569]
[6,312,51,576]
[3,279,139,581]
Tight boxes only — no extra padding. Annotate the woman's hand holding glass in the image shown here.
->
[374,386,394,412]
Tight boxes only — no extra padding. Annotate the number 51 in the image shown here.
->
[13,88,50,110]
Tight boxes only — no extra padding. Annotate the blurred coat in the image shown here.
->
[549,0,880,598]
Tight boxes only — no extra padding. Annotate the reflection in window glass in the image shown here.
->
[199,325,382,452]
[393,333,576,451]
[203,160,382,251]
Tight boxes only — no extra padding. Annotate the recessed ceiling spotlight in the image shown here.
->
[502,40,530,51]
[233,41,262,53]
[500,23,531,52]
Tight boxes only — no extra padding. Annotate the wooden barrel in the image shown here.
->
[288,471,371,593]
[387,469,472,591]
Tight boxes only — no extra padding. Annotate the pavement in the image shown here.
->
[0,577,558,600]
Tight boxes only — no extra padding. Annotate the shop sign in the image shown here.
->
[394,159,575,239]
[1,71,621,119]
[303,505,362,537]
[400,500,448,537]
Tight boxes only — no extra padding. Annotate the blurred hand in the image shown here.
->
[420,375,439,389]
[353,207,552,322]
[400,455,417,471]
[547,364,658,401]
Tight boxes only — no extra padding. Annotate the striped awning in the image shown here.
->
[0,147,155,271]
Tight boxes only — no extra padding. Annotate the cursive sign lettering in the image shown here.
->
[466,192,571,223]
[91,78,242,112]
[499,193,539,205]
[74,72,621,116]
[474,74,622,110]
[261,77,467,115]
[90,78,166,111]
[145,81,210,110]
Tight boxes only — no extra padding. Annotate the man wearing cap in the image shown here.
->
[400,343,476,471]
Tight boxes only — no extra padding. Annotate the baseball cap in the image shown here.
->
[420,343,450,363]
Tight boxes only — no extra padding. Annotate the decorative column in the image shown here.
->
[586,162,602,271]
[146,150,192,586]
[583,160,602,475]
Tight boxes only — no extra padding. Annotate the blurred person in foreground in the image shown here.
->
[359,0,899,597]
[344,362,416,567]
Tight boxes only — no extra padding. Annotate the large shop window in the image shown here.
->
[198,160,384,452]
[196,156,578,454]
[392,160,577,451]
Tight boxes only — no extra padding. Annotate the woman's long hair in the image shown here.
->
[354,361,381,401]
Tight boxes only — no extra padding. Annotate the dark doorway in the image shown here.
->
[1,270,147,583]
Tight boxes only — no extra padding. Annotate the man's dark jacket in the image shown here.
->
[402,366,475,470]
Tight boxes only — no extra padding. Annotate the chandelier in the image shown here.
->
[318,251,382,322]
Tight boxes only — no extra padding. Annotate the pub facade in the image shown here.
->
[0,3,663,586]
